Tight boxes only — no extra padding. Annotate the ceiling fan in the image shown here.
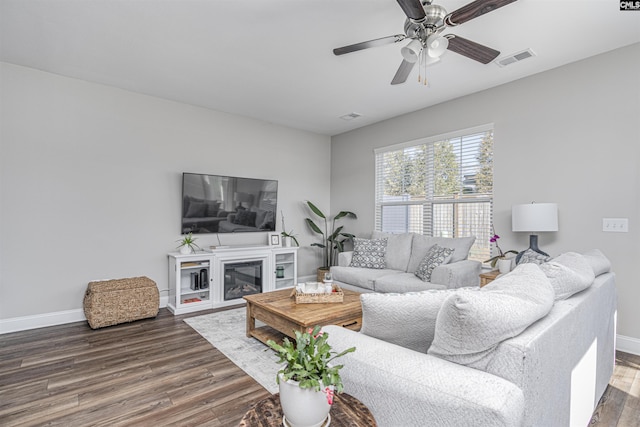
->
[333,0,518,85]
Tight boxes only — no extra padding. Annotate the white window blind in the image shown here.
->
[374,126,494,262]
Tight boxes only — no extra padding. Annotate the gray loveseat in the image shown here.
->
[324,249,616,427]
[331,231,482,292]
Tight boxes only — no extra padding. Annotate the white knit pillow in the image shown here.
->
[428,264,555,366]
[539,252,595,300]
[360,287,479,353]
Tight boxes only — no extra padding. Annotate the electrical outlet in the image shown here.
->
[602,218,629,232]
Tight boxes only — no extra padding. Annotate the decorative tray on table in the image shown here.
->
[290,282,344,304]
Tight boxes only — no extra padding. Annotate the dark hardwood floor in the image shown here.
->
[1,308,638,426]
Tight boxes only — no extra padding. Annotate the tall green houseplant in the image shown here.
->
[305,201,357,268]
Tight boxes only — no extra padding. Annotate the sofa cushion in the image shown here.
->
[539,252,595,300]
[375,272,447,293]
[428,264,555,366]
[415,244,454,282]
[371,231,413,271]
[331,266,400,291]
[582,249,612,276]
[359,287,479,353]
[350,237,388,269]
[407,235,475,272]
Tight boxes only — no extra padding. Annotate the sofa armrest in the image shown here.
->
[337,251,353,267]
[323,326,524,427]
[430,259,481,288]
[322,325,524,427]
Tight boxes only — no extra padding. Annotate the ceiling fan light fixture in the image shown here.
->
[426,35,449,58]
[401,39,423,63]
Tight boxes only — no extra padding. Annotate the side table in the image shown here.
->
[479,270,500,287]
[239,392,376,426]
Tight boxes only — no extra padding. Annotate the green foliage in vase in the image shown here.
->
[176,232,201,253]
[267,325,355,393]
[305,201,357,268]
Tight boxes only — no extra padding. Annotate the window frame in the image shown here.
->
[374,124,494,262]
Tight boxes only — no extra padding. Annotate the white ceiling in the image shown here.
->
[1,0,639,136]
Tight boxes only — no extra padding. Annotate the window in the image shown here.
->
[374,125,493,262]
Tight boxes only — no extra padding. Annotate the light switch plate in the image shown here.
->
[602,218,628,232]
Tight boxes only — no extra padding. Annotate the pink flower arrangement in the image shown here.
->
[267,325,355,397]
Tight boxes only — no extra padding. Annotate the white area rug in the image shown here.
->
[184,308,280,394]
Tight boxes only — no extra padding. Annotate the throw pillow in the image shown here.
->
[582,249,611,276]
[539,252,595,300]
[349,237,388,269]
[359,287,479,353]
[428,264,555,367]
[407,235,476,273]
[371,231,413,271]
[414,244,454,282]
[517,248,551,265]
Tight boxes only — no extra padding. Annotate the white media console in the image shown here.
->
[167,245,298,315]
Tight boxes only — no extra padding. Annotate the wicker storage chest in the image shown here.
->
[84,276,159,329]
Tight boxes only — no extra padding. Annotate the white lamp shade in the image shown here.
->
[426,35,448,58]
[512,203,558,232]
[401,39,423,63]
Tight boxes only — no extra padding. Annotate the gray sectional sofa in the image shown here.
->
[324,249,616,427]
[330,231,482,292]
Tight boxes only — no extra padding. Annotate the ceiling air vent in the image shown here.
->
[339,112,362,121]
[495,49,536,68]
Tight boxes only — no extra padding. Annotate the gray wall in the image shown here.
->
[331,43,640,341]
[0,62,329,319]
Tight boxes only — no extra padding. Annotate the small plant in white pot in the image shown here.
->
[484,229,517,273]
[176,232,200,254]
[280,212,299,248]
[267,325,355,427]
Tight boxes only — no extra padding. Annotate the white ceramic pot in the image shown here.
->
[179,245,191,255]
[278,374,332,427]
[497,258,511,274]
[283,236,292,248]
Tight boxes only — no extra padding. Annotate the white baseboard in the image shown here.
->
[0,296,169,335]
[616,334,640,356]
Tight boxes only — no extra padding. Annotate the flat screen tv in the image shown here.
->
[181,172,278,234]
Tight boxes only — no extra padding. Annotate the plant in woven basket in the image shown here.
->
[267,325,355,395]
[176,232,200,254]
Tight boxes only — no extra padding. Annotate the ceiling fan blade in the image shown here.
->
[396,0,426,21]
[333,35,406,56]
[391,60,416,85]
[445,0,517,26]
[445,35,499,64]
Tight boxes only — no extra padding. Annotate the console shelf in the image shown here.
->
[167,245,297,315]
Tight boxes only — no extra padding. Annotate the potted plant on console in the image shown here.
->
[267,326,355,427]
[305,201,357,281]
[176,232,201,255]
[281,211,300,248]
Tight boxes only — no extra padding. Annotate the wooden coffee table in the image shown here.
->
[244,287,362,345]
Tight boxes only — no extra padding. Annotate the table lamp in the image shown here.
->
[512,202,558,264]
